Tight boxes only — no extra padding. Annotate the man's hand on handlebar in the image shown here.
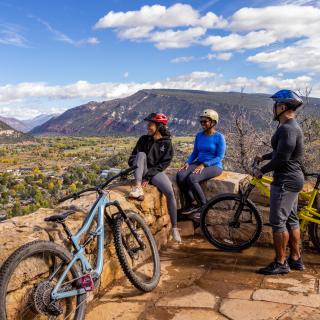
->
[252,157,263,179]
[253,169,263,179]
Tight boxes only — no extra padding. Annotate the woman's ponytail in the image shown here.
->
[158,124,171,137]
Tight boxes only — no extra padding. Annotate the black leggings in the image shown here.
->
[133,152,177,227]
[176,164,222,206]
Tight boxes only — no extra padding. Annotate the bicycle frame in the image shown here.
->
[51,192,121,301]
[249,176,320,231]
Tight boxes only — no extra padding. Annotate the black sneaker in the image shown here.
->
[257,260,290,275]
[180,206,199,215]
[287,256,305,271]
[191,211,201,222]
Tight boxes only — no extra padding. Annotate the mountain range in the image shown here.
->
[0,114,59,133]
[0,120,34,144]
[30,89,320,136]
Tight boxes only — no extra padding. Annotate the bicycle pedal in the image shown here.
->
[80,274,95,292]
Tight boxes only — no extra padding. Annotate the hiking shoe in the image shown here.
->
[287,256,305,271]
[180,206,199,215]
[257,260,290,275]
[172,228,182,243]
[192,211,201,222]
[128,186,144,200]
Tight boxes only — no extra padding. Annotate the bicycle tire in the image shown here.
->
[200,193,263,252]
[308,222,320,252]
[113,210,160,292]
[0,240,86,320]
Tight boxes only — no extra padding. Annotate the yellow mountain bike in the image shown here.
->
[200,161,320,252]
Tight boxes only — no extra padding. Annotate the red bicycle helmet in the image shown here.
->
[144,113,168,125]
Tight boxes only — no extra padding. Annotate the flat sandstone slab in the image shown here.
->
[156,285,218,309]
[253,289,320,308]
[220,299,291,320]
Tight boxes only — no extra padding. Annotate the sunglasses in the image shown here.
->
[200,120,210,124]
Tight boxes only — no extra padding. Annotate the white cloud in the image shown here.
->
[118,26,153,39]
[216,52,233,60]
[0,73,318,119]
[171,52,233,63]
[94,4,226,29]
[94,4,226,49]
[0,106,66,120]
[203,30,277,51]
[256,75,312,88]
[85,37,100,45]
[230,5,320,40]
[281,0,320,6]
[171,56,195,63]
[0,23,27,47]
[205,53,233,60]
[32,16,99,47]
[247,37,320,72]
[172,71,217,81]
[150,27,206,49]
[92,2,320,63]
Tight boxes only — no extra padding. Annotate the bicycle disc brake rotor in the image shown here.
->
[33,281,63,316]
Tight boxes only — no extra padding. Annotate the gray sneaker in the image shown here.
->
[172,228,182,243]
[128,186,144,201]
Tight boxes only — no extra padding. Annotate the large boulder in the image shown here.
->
[167,169,248,209]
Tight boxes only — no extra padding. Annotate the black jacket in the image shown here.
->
[128,135,173,181]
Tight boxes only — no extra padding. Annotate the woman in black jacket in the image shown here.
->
[128,113,181,242]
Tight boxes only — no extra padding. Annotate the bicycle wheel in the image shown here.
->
[200,193,262,252]
[0,240,86,320]
[308,222,320,252]
[113,210,160,292]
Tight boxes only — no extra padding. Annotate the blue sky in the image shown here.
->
[0,0,319,119]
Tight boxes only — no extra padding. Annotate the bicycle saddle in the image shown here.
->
[44,210,76,223]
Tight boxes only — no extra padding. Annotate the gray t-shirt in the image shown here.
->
[261,118,304,192]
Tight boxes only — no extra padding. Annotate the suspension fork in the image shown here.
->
[233,183,256,222]
[106,201,145,249]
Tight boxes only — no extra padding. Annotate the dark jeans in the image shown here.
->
[176,164,222,206]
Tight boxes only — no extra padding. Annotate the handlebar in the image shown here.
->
[251,159,319,180]
[58,166,137,203]
[252,160,260,169]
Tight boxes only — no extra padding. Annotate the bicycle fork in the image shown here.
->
[106,201,146,257]
[231,184,256,227]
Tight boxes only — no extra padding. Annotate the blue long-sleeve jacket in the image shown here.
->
[187,131,226,169]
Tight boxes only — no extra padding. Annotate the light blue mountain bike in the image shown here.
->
[0,166,160,320]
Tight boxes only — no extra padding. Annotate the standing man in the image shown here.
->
[255,89,305,275]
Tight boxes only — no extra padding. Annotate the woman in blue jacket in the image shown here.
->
[176,109,226,217]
